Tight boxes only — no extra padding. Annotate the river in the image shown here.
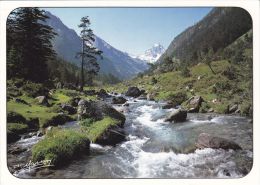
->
[8,96,253,178]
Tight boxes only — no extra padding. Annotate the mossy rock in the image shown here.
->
[41,114,74,128]
[7,111,26,123]
[32,129,90,167]
[7,123,28,135]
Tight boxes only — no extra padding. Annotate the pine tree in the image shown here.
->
[77,16,102,90]
[201,47,216,74]
[7,8,56,82]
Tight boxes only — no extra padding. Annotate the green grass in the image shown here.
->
[81,116,120,142]
[110,59,252,115]
[32,128,90,167]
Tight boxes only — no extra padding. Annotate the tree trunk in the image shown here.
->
[208,64,216,75]
[80,39,84,91]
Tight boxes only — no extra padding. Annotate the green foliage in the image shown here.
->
[80,118,95,127]
[95,73,121,85]
[166,91,187,106]
[7,8,56,82]
[32,129,89,167]
[77,16,102,90]
[81,116,119,142]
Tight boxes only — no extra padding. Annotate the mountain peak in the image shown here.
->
[138,43,165,63]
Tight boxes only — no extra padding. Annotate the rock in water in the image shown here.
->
[165,108,187,123]
[97,89,110,98]
[95,125,126,146]
[186,96,204,113]
[125,87,142,98]
[196,133,242,150]
[112,97,127,104]
[61,103,77,114]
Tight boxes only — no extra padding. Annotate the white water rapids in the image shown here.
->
[9,98,253,178]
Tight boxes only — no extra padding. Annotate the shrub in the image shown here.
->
[32,129,90,167]
[167,91,187,106]
[21,81,49,97]
[80,118,95,127]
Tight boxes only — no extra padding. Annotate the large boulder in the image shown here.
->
[68,97,81,107]
[7,130,21,143]
[196,133,242,150]
[112,97,127,104]
[42,114,74,128]
[95,125,125,146]
[228,104,239,114]
[165,108,187,123]
[35,96,49,106]
[7,112,26,123]
[78,100,125,124]
[186,96,204,113]
[61,103,77,115]
[125,87,142,98]
[97,89,110,98]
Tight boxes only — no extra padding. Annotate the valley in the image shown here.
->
[6,7,253,178]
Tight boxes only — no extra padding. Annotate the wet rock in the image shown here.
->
[42,114,74,128]
[112,97,127,104]
[123,103,129,107]
[165,108,187,123]
[162,102,175,109]
[61,104,77,115]
[97,89,110,98]
[186,96,204,113]
[26,118,39,130]
[7,130,21,143]
[125,87,142,98]
[208,108,214,113]
[84,90,96,96]
[68,97,81,107]
[45,126,53,134]
[14,98,30,106]
[8,146,27,155]
[7,112,26,123]
[78,101,125,124]
[196,133,242,150]
[229,104,238,113]
[95,125,126,146]
[36,130,43,137]
[35,96,49,106]
[137,94,147,100]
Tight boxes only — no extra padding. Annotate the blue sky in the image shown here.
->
[44,8,212,55]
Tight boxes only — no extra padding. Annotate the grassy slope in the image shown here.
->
[108,28,252,115]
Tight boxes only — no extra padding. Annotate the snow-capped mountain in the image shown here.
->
[137,44,165,63]
[44,11,149,79]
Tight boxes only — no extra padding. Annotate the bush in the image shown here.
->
[80,118,94,127]
[167,91,187,106]
[180,66,191,77]
[240,102,253,117]
[32,129,90,167]
[22,81,49,97]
